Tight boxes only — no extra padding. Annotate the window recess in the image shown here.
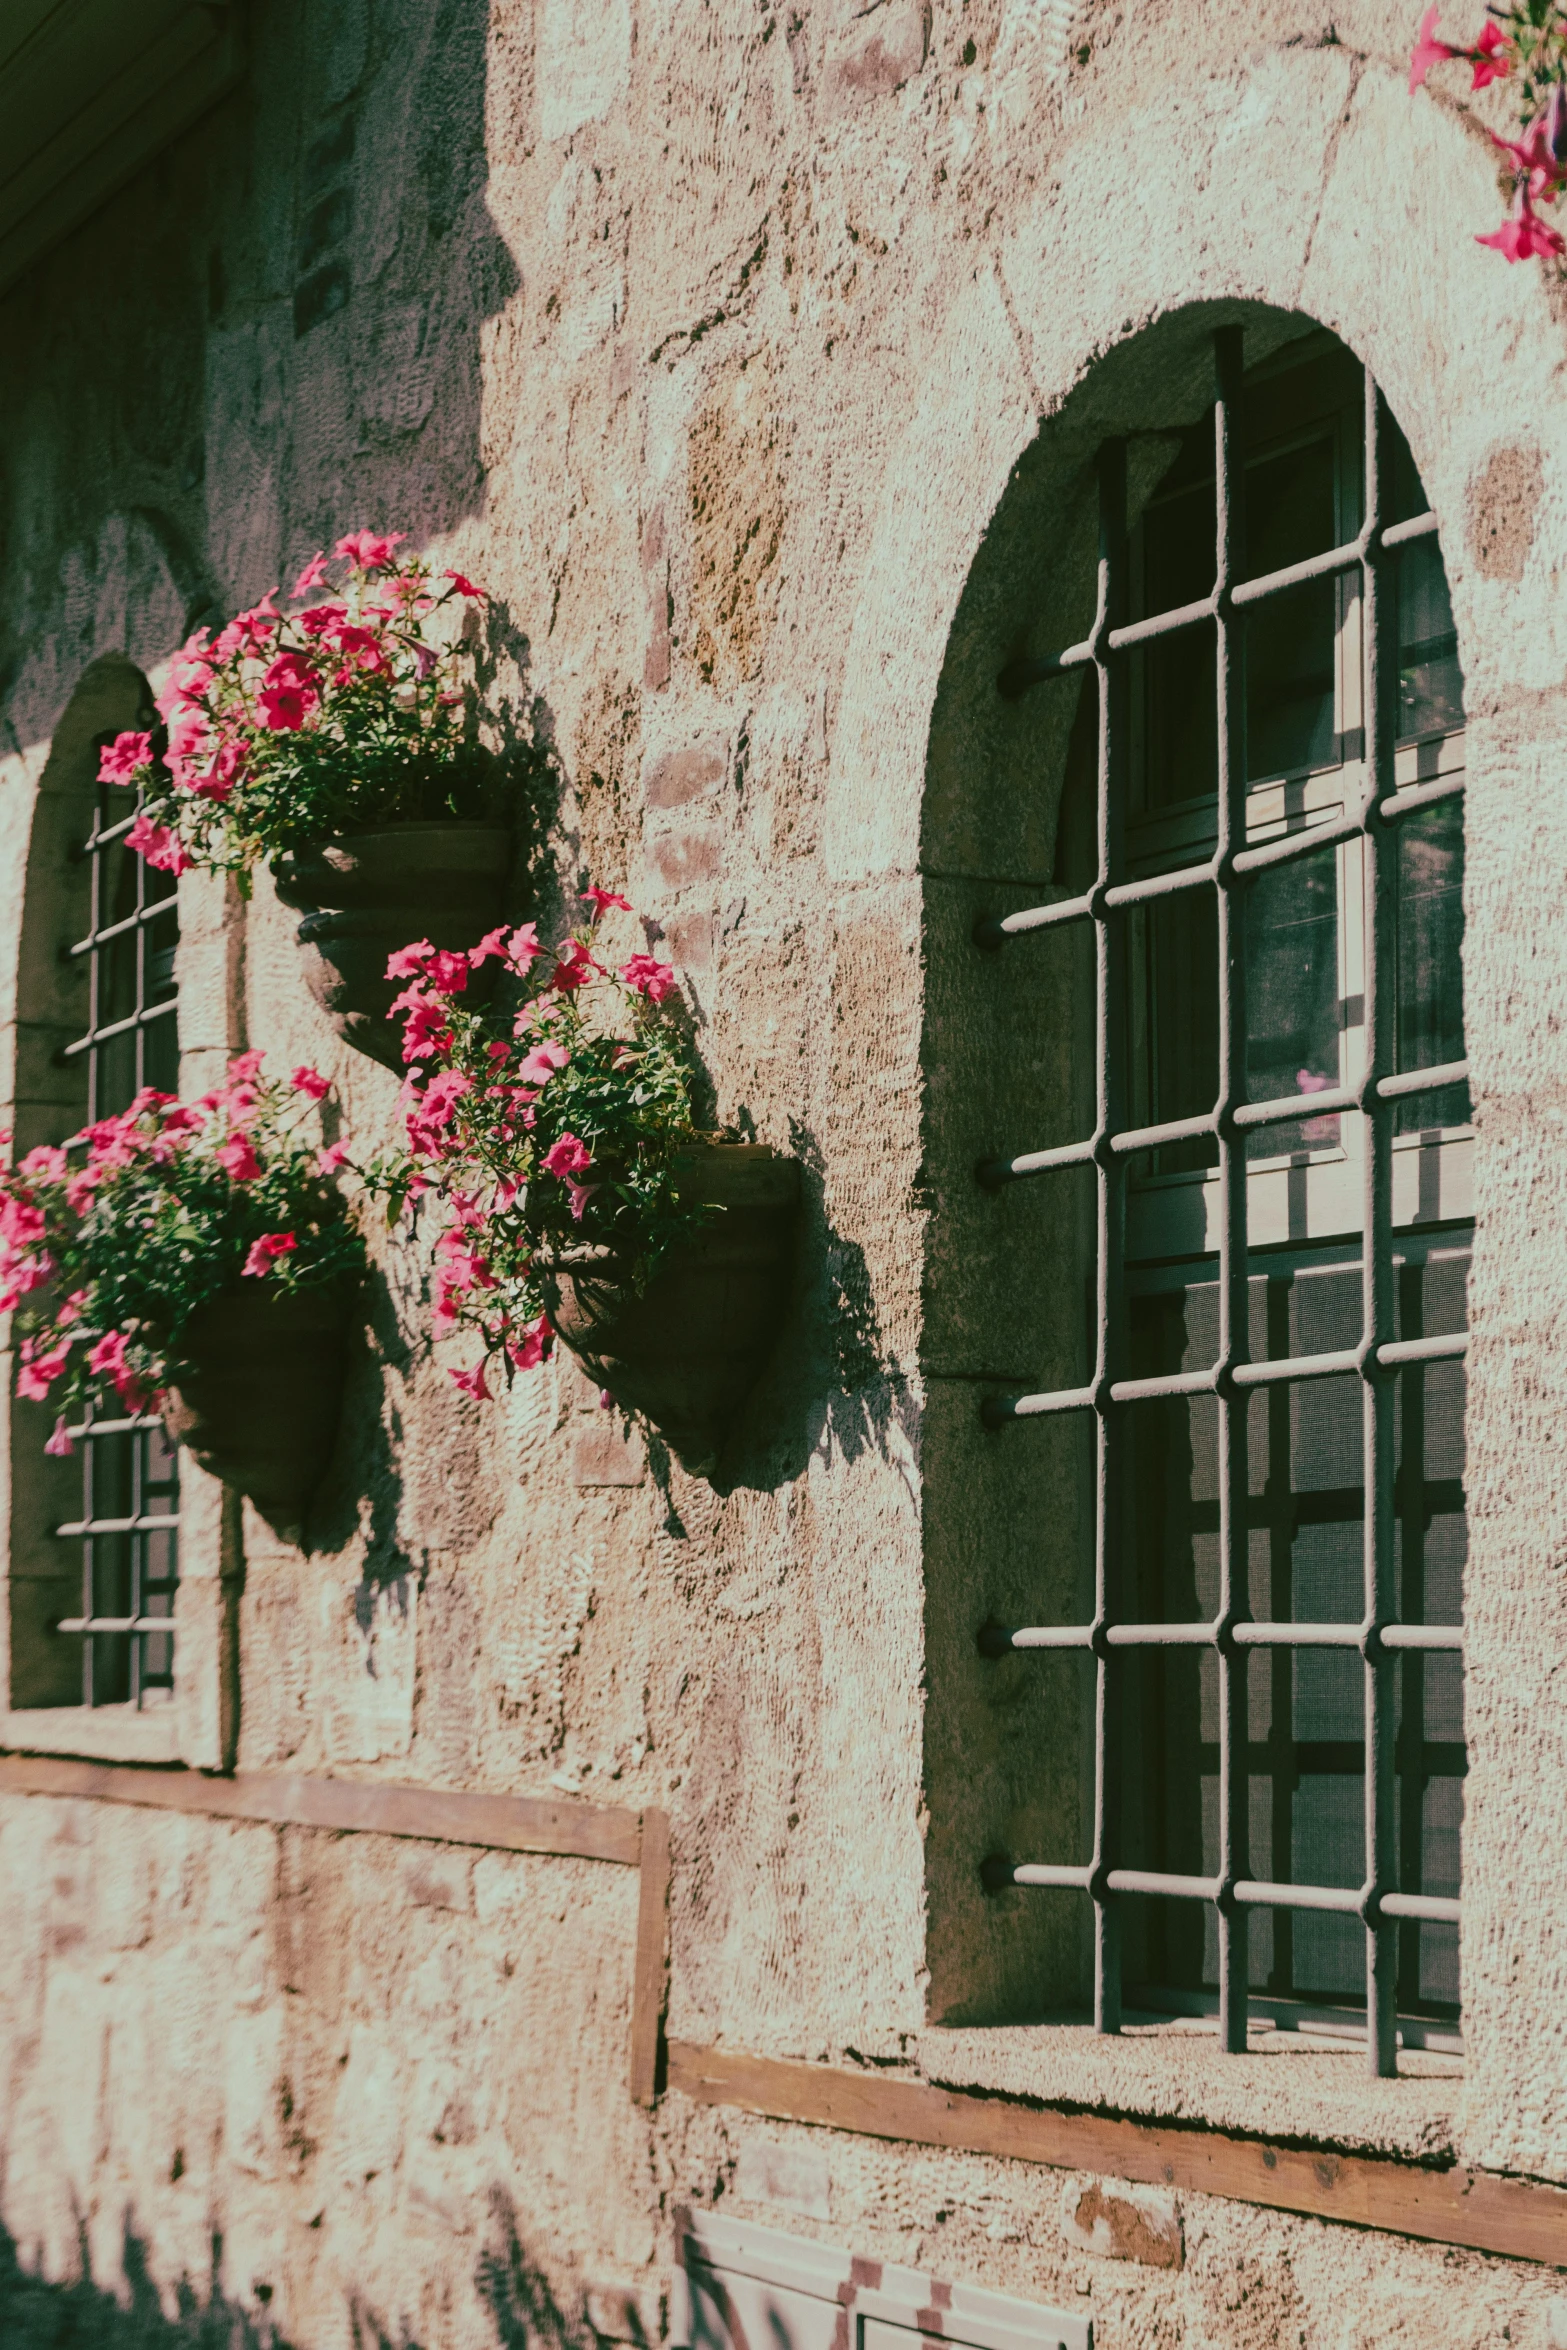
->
[976,328,1468,2078]
[54,752,181,1712]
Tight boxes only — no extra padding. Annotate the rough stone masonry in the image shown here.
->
[2,1,1566,2344]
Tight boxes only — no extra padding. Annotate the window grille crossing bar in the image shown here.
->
[69,896,180,960]
[977,774,1465,949]
[975,337,1465,2076]
[60,995,177,1061]
[988,1620,1464,1655]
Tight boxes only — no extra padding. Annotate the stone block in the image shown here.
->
[648,823,723,892]
[572,1421,646,1488]
[1061,2180,1183,2269]
[735,2133,831,2219]
[644,739,727,811]
[823,0,929,111]
[539,0,632,141]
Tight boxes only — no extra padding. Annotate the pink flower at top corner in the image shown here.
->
[334,529,408,573]
[291,1065,331,1100]
[98,731,153,786]
[620,954,676,1003]
[242,1231,298,1277]
[1471,18,1513,87]
[581,885,633,918]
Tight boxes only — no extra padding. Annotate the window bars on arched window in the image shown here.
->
[977,327,1468,2078]
[52,742,180,1710]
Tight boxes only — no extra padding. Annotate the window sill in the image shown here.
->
[915,2015,1463,2166]
[0,1704,182,1767]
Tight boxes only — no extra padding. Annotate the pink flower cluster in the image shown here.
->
[95,531,487,874]
[383,884,684,1399]
[1411,7,1567,259]
[0,1058,351,1449]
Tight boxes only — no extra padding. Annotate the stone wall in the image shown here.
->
[2,0,1566,2342]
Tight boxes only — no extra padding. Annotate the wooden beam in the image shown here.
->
[0,1752,642,1867]
[666,2043,1567,2269]
[630,1806,672,2107]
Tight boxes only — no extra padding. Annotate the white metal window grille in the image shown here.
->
[52,745,180,1708]
[976,328,1467,2077]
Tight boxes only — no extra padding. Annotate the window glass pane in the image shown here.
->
[1244,845,1341,1156]
[1396,800,1469,1130]
[1244,435,1338,780]
[1140,470,1217,816]
[1131,892,1219,1175]
[1398,539,1464,740]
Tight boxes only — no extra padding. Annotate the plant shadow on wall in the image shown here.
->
[0,2195,595,2350]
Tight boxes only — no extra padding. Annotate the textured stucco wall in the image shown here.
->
[2,0,1566,2341]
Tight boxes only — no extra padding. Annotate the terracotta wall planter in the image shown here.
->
[273,821,513,1069]
[541,1142,799,1475]
[161,1284,354,1531]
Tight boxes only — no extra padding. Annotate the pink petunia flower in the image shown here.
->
[17,1338,71,1401]
[448,1358,491,1400]
[1409,5,1457,92]
[443,570,485,598]
[335,530,407,572]
[242,1231,298,1277]
[88,1329,149,1410]
[216,1134,262,1182]
[291,1065,331,1100]
[45,1417,75,1458]
[564,1176,598,1223]
[1478,183,1567,260]
[542,1132,593,1180]
[297,601,348,637]
[550,941,599,995]
[422,949,472,995]
[620,954,676,1003]
[581,885,633,918]
[98,731,154,785]
[1470,18,1512,87]
[386,939,436,979]
[317,1143,350,1175]
[506,1312,554,1371]
[126,814,192,874]
[516,1039,570,1085]
[291,550,332,598]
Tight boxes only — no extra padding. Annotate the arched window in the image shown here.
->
[973,324,1466,2077]
[5,660,180,1723]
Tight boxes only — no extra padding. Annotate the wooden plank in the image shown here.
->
[629,1806,672,2107]
[0,1753,642,1866]
[666,2044,1567,2269]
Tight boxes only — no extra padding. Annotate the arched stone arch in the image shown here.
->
[817,41,1567,2107]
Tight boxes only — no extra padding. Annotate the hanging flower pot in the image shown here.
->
[97,534,550,1070]
[273,820,513,1070]
[540,1143,799,1474]
[0,1057,370,1535]
[162,1282,354,1528]
[372,887,799,1479]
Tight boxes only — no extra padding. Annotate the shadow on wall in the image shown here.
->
[0,0,524,757]
[0,2192,590,2350]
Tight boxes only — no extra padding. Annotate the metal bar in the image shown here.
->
[1107,1868,1219,1901]
[1110,1366,1219,1404]
[983,1384,1095,1426]
[1380,1890,1461,1923]
[1093,437,1130,2039]
[995,1618,1464,1654]
[1378,1332,1467,1369]
[1105,593,1214,653]
[1231,810,1363,878]
[55,1514,179,1539]
[55,1615,176,1636]
[1377,1059,1469,1103]
[1110,1110,1216,1157]
[1105,1620,1217,1647]
[976,891,1093,946]
[64,1413,166,1440]
[1362,365,1400,2078]
[1212,324,1251,2053]
[1005,1862,1096,1890]
[1384,772,1465,821]
[68,897,178,960]
[1002,514,1438,697]
[1233,1879,1362,1916]
[60,996,178,1059]
[1104,861,1216,913]
[978,1136,1096,1187]
[1381,1623,1463,1651]
[1232,1083,1359,1131]
[1232,1348,1360,1389]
